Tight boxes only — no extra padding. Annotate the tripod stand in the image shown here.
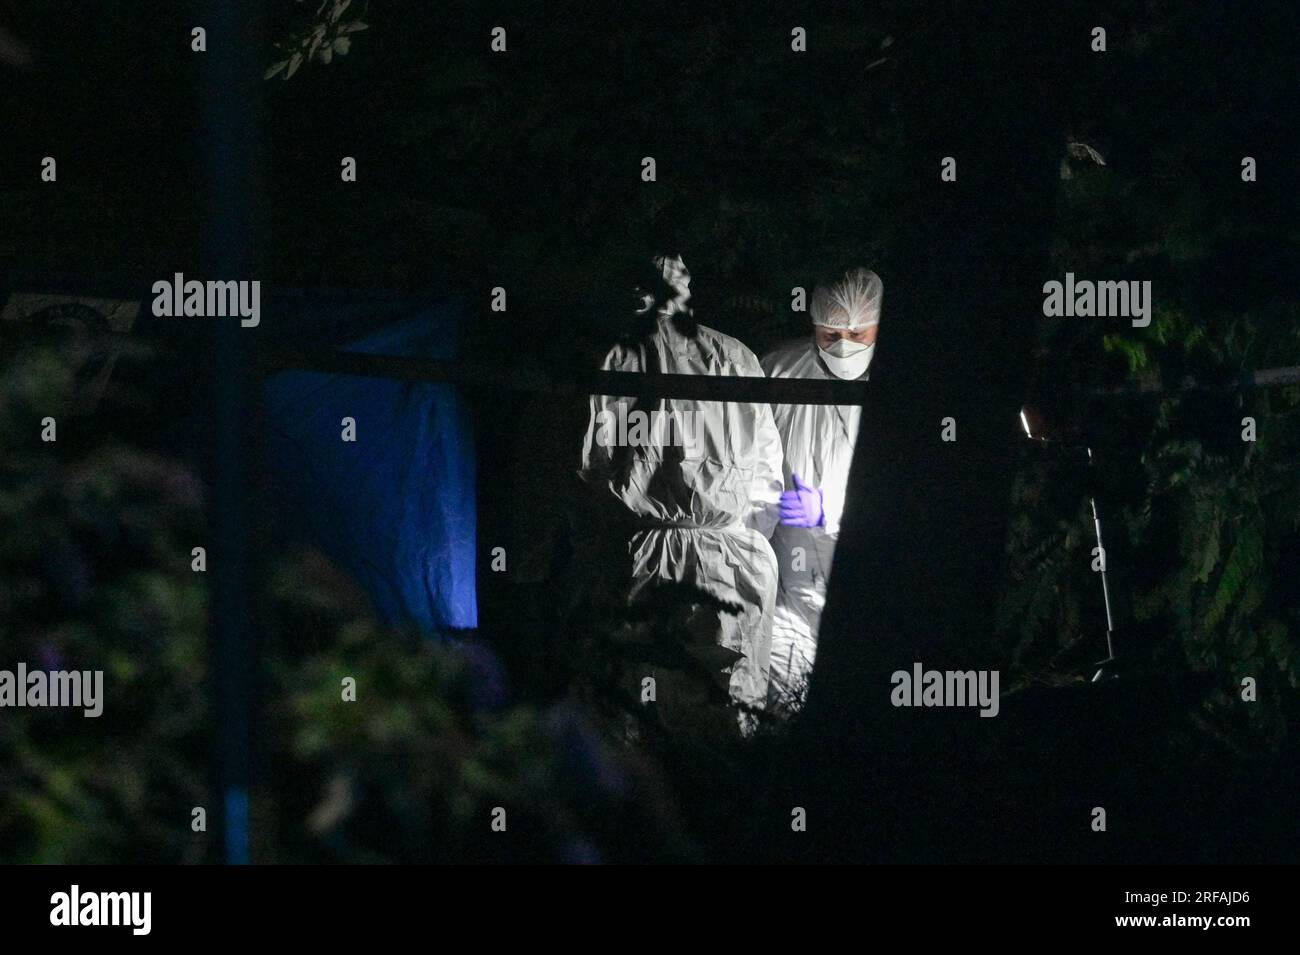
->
[1019,408,1121,683]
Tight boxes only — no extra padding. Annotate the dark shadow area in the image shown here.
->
[1,0,1297,863]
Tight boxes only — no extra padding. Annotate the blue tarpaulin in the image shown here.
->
[262,293,477,633]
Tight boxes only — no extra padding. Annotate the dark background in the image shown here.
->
[1,1,1297,863]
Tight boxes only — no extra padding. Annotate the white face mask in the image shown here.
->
[819,338,875,379]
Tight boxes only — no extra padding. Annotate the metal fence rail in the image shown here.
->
[264,348,1300,403]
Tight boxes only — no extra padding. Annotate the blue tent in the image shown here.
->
[1,281,479,634]
[259,290,477,633]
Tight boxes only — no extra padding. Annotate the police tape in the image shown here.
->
[261,348,873,405]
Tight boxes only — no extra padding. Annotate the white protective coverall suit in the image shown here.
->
[760,268,880,713]
[579,255,784,715]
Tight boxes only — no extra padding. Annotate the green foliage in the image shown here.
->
[0,339,690,863]
[997,7,1300,752]
[260,550,693,863]
[0,342,210,863]
[264,0,368,81]
[1000,146,1300,750]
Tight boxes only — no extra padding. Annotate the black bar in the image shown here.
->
[1090,366,1300,395]
[262,348,872,404]
[10,864,1285,936]
[262,348,1300,403]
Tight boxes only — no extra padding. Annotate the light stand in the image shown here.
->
[1020,408,1121,683]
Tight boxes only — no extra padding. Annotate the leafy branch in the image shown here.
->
[264,0,368,81]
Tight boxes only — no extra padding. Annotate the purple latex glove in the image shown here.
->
[779,472,824,527]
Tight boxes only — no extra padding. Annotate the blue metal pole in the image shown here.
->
[201,0,256,866]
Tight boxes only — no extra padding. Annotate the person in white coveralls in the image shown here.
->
[761,267,881,714]
[579,253,784,723]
